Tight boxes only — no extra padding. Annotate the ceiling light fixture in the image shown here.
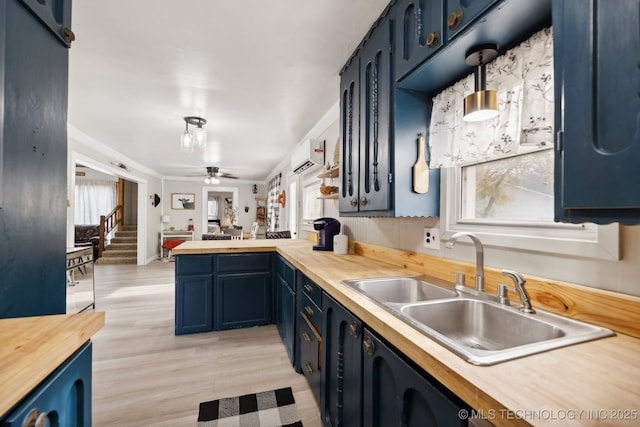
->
[204,166,220,185]
[180,116,207,152]
[463,44,499,122]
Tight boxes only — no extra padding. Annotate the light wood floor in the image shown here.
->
[91,261,321,426]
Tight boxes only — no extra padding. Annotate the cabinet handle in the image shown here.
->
[301,331,311,344]
[63,27,76,44]
[304,284,313,293]
[303,362,314,374]
[349,322,361,339]
[362,337,376,356]
[22,408,48,427]
[448,9,463,30]
[426,31,439,48]
[350,197,358,207]
[359,197,368,207]
[304,305,314,316]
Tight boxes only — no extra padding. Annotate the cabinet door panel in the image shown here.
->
[298,312,321,405]
[215,272,271,330]
[340,57,361,213]
[175,275,213,335]
[321,293,362,427]
[554,0,640,223]
[363,329,468,427]
[395,0,445,81]
[359,18,392,212]
[445,0,498,39]
[277,274,296,364]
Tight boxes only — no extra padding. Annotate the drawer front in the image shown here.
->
[301,292,322,332]
[216,252,272,273]
[176,254,213,275]
[276,255,296,290]
[299,313,321,404]
[300,275,322,308]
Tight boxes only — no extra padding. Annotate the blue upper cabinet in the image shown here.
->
[357,16,393,213]
[553,0,640,224]
[445,0,498,40]
[19,0,74,46]
[394,0,444,81]
[339,55,361,214]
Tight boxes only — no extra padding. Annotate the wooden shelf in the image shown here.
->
[317,166,339,179]
[318,193,339,200]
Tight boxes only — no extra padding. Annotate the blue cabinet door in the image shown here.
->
[362,329,468,427]
[276,274,296,364]
[358,16,393,213]
[339,55,361,214]
[394,0,444,81]
[321,292,362,427]
[214,272,272,330]
[445,0,498,39]
[553,0,640,224]
[0,0,69,318]
[298,312,321,405]
[1,343,92,426]
[175,275,213,335]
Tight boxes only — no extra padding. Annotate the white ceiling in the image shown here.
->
[68,1,390,182]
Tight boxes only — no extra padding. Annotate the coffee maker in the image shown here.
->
[313,217,341,251]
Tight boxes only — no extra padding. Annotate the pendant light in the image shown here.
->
[463,44,499,122]
[180,116,207,152]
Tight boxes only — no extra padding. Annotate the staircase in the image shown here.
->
[97,225,137,265]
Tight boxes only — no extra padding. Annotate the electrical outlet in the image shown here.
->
[423,227,440,250]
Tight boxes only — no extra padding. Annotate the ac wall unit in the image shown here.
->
[291,139,324,174]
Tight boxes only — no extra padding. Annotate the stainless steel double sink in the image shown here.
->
[342,276,614,365]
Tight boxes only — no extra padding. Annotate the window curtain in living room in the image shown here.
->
[427,27,553,168]
[267,173,282,232]
[74,179,117,225]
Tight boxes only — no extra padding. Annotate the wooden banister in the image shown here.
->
[98,205,123,258]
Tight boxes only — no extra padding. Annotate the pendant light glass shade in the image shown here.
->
[180,129,194,153]
[462,45,499,122]
[193,125,207,148]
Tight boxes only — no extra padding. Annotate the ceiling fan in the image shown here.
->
[203,166,238,184]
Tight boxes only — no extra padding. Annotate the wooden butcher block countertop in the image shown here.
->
[0,312,105,416]
[175,240,640,426]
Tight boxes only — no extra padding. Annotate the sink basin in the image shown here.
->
[400,299,615,365]
[342,276,457,304]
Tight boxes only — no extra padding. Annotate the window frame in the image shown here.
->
[442,163,620,260]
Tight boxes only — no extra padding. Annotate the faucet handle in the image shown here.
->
[497,283,515,305]
[451,272,466,290]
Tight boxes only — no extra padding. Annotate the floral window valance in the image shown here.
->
[428,27,553,168]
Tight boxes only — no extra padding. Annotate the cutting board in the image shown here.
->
[412,133,429,193]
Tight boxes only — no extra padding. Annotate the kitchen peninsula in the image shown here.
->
[173,239,640,427]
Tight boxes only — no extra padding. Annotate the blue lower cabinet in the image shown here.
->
[321,292,363,427]
[214,272,272,330]
[175,274,213,335]
[298,312,321,404]
[362,329,470,427]
[1,342,92,426]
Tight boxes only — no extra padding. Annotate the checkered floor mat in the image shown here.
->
[197,387,303,427]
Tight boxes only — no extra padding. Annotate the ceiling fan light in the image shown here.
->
[463,90,498,122]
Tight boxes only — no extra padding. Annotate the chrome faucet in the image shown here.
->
[499,269,535,313]
[446,232,484,292]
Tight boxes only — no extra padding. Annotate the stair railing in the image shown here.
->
[99,205,123,258]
